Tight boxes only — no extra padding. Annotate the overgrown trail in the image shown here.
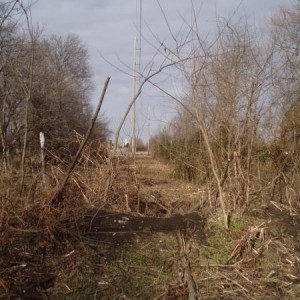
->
[2,155,300,299]
[115,154,205,216]
[83,154,300,299]
[98,154,300,299]
[76,154,207,299]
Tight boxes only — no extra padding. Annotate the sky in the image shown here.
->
[30,0,292,143]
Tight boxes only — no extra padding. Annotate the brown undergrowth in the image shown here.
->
[0,142,112,298]
[1,151,300,299]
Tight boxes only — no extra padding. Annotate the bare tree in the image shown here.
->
[18,1,36,192]
[148,6,276,226]
[0,1,20,171]
[269,3,300,207]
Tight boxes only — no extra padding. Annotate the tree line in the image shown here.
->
[150,2,300,224]
[0,1,109,175]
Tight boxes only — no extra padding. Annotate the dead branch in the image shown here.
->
[178,231,200,300]
[51,77,110,205]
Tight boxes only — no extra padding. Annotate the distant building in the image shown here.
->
[124,139,129,148]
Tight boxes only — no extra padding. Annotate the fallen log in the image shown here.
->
[78,210,205,235]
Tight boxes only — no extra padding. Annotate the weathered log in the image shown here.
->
[79,210,205,234]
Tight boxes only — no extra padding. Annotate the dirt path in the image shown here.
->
[115,154,205,216]
[103,155,300,299]
[70,155,206,298]
[75,154,206,244]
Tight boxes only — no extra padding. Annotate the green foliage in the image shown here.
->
[64,281,98,299]
[153,130,173,162]
[229,214,247,232]
[204,220,234,264]
[154,130,210,183]
[259,252,281,277]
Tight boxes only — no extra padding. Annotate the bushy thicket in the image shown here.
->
[152,3,300,210]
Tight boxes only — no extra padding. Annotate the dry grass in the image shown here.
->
[0,141,114,298]
[1,151,300,299]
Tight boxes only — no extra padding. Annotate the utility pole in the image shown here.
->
[131,37,137,158]
[132,0,142,158]
[147,114,150,156]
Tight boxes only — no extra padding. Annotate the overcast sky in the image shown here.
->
[31,0,292,142]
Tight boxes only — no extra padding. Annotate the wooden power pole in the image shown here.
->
[132,37,137,157]
[147,114,150,156]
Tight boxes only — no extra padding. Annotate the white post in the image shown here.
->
[39,132,45,182]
